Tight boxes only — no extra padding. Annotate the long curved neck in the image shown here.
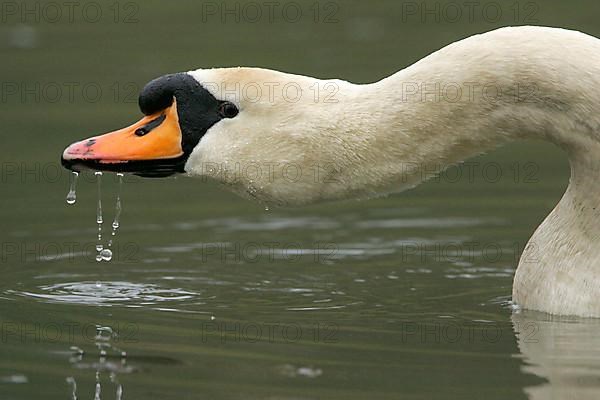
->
[514,149,600,316]
[337,27,600,190]
[333,26,600,315]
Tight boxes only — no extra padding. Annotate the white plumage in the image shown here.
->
[184,26,600,317]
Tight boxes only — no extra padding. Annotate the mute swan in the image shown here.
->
[62,26,600,317]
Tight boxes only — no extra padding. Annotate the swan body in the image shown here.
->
[62,26,600,317]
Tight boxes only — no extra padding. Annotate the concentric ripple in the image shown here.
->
[10,281,198,306]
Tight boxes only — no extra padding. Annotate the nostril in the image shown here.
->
[135,114,166,137]
[135,128,148,136]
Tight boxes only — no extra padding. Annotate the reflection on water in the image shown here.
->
[0,375,28,384]
[66,326,130,400]
[513,311,600,399]
[276,364,323,379]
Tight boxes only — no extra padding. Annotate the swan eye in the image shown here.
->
[218,102,239,119]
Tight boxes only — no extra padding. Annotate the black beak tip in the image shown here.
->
[61,155,80,172]
[60,155,186,178]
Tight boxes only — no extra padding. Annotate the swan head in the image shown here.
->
[62,68,351,206]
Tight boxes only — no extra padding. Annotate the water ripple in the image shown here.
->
[355,217,503,229]
[7,281,198,307]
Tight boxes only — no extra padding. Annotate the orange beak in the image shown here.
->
[62,100,185,176]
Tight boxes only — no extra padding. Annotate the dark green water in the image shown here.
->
[2,1,600,399]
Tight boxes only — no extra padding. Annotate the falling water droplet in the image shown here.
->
[66,195,76,206]
[264,205,270,211]
[66,171,79,205]
[95,172,103,261]
[103,173,124,262]
[65,170,127,263]
[94,171,104,262]
[100,249,113,261]
[109,173,123,246]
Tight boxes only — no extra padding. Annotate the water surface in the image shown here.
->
[2,1,600,398]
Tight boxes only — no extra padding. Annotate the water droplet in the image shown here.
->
[66,170,127,263]
[100,173,125,262]
[210,315,216,321]
[100,249,112,261]
[66,171,79,205]
[96,172,103,261]
[264,206,270,211]
[110,173,123,248]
